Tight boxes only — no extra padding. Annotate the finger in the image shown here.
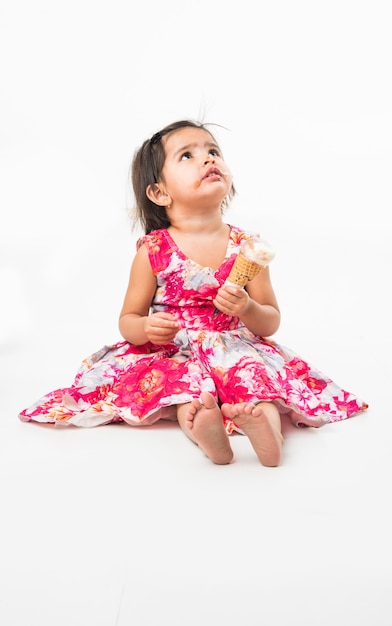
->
[222,285,243,297]
[149,319,180,330]
[152,312,179,323]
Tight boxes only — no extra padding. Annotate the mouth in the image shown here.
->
[203,167,223,180]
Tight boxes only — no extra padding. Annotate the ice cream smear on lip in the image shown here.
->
[226,237,275,287]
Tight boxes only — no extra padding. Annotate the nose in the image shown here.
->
[204,152,215,164]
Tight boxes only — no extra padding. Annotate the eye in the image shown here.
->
[209,148,220,157]
[180,151,192,160]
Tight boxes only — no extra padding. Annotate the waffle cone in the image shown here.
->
[226,252,262,287]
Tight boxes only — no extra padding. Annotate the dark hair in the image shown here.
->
[131,119,236,234]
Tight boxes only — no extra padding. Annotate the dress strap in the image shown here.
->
[137,229,177,275]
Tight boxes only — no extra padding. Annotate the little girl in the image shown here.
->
[19,119,368,466]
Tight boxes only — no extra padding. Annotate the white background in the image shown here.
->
[1,1,391,625]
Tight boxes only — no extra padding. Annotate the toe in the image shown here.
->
[200,392,217,410]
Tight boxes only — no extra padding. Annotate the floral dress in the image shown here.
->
[19,226,368,432]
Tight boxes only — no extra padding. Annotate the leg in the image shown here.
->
[221,400,283,467]
[177,392,233,465]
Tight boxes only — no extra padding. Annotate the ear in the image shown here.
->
[146,183,172,207]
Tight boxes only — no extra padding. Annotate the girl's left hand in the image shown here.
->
[213,285,249,317]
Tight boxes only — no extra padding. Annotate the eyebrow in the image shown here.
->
[173,141,220,158]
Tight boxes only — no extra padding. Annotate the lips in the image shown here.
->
[203,167,223,180]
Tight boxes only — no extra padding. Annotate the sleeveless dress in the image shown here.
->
[19,226,368,432]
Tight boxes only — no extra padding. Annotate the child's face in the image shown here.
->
[160,126,232,208]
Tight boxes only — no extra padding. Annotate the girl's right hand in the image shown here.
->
[143,312,181,345]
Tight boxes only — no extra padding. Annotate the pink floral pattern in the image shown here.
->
[19,226,368,431]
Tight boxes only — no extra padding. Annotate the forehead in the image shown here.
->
[163,126,218,153]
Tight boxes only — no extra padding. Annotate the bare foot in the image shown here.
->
[178,392,233,465]
[221,401,283,467]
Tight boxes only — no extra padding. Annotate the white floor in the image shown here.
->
[1,217,391,626]
[1,2,391,624]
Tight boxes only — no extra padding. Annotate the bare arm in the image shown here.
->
[213,266,280,337]
[119,243,181,345]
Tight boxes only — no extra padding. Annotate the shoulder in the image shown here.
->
[136,228,169,251]
[136,229,173,274]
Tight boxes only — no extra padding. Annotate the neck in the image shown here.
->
[169,215,225,235]
[167,203,224,235]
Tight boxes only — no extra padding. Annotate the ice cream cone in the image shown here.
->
[226,252,263,287]
[212,236,275,316]
[225,237,275,287]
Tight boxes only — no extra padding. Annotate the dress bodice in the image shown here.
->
[140,226,255,331]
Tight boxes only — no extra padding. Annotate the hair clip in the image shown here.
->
[150,131,162,145]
